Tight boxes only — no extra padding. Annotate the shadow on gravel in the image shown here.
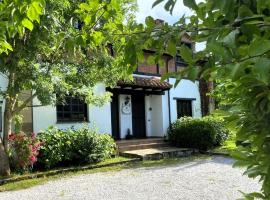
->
[139,156,235,172]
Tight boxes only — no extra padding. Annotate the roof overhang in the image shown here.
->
[107,76,172,95]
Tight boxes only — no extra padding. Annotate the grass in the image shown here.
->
[0,156,131,181]
[0,154,209,192]
[211,134,237,155]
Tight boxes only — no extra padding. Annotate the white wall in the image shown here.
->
[0,74,8,136]
[162,91,170,135]
[129,74,202,138]
[118,94,132,139]
[31,76,202,138]
[169,78,202,123]
[32,84,112,134]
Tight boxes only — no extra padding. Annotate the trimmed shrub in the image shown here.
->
[37,126,116,169]
[168,116,230,150]
[202,116,230,146]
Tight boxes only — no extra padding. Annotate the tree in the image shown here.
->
[148,0,270,199]
[0,0,137,176]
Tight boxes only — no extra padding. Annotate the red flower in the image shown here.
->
[31,133,36,139]
[29,155,37,165]
[8,133,16,141]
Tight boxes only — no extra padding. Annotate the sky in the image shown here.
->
[135,0,205,51]
[136,0,193,24]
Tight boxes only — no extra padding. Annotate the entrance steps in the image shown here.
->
[120,147,199,160]
[116,138,198,160]
[116,138,169,152]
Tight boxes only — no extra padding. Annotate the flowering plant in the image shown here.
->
[8,132,42,171]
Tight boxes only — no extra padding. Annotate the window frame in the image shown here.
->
[174,98,195,118]
[56,96,88,123]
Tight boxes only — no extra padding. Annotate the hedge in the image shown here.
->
[168,116,230,151]
[37,126,116,169]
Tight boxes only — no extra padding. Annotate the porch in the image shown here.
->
[108,76,172,140]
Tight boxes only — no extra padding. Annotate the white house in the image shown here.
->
[0,35,207,140]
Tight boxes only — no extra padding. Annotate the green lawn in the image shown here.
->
[0,155,209,192]
[211,134,237,155]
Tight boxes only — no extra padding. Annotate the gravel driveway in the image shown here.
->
[0,156,260,200]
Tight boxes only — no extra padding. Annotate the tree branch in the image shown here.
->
[222,49,270,66]
[12,93,37,115]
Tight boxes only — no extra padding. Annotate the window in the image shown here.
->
[176,99,193,118]
[176,55,187,67]
[56,96,88,122]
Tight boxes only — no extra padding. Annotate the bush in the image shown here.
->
[8,132,42,172]
[37,126,116,169]
[168,116,230,150]
[202,116,230,146]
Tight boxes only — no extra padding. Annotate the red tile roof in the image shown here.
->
[118,76,172,90]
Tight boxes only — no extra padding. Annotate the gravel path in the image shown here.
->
[0,156,260,200]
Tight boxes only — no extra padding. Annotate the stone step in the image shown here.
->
[120,147,199,160]
[118,142,170,152]
[116,138,164,146]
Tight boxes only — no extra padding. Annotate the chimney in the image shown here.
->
[154,19,164,25]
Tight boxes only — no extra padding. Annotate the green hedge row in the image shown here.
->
[37,126,116,169]
[168,116,230,151]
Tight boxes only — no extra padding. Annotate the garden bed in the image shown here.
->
[0,156,140,187]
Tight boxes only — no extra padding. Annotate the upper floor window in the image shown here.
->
[175,55,187,66]
[56,96,88,122]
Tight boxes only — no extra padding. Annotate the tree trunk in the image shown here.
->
[208,81,215,114]
[0,99,13,176]
[0,139,10,176]
[3,99,12,150]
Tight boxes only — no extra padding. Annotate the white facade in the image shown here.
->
[0,74,8,135]
[0,75,202,139]
[32,84,112,134]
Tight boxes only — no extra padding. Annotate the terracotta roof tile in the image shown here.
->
[118,76,172,90]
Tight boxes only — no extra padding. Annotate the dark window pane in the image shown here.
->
[56,95,88,122]
[177,100,192,118]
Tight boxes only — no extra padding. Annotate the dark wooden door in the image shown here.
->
[132,94,146,138]
[111,94,120,140]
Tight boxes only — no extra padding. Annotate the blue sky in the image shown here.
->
[135,0,205,51]
[136,0,193,24]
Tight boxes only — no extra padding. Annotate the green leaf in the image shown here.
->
[167,40,177,56]
[238,5,253,18]
[187,66,199,80]
[222,30,238,48]
[183,0,198,10]
[2,41,13,51]
[179,45,193,63]
[228,63,241,81]
[254,58,270,84]
[27,5,38,22]
[22,18,34,31]
[249,38,270,57]
[79,3,91,11]
[152,0,164,8]
[145,16,155,28]
[164,0,177,14]
[92,31,104,45]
